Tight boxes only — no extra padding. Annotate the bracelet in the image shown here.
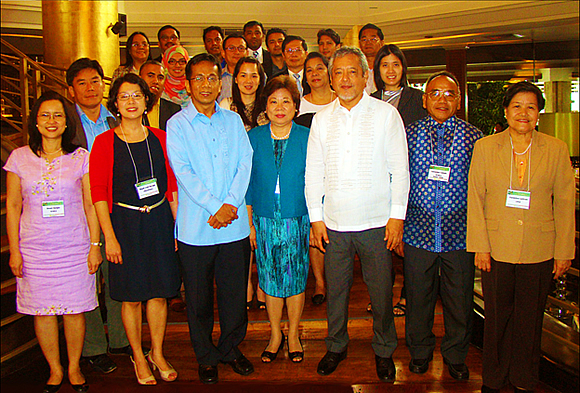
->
[90,242,103,247]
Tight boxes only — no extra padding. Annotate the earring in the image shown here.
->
[144,109,148,115]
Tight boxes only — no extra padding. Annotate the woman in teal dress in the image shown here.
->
[246,75,310,364]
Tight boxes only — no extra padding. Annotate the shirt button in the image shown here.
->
[214,154,217,158]
[517,220,523,226]
[213,138,216,142]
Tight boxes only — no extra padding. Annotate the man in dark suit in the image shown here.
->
[154,25,181,62]
[264,28,287,78]
[203,26,226,69]
[273,35,310,97]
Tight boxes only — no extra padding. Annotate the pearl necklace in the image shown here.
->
[271,129,291,140]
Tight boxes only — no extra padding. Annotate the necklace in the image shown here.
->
[42,147,62,157]
[509,135,532,155]
[271,128,291,140]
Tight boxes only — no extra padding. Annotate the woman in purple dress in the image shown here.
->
[5,91,102,393]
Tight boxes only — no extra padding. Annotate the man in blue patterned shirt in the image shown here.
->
[401,71,482,380]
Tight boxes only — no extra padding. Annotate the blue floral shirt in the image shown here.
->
[403,115,482,252]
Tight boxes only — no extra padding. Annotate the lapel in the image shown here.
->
[398,86,412,112]
[496,130,512,177]
[529,130,545,182]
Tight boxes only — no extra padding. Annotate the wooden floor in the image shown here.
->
[1,256,562,393]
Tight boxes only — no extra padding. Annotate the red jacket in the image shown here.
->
[90,126,177,213]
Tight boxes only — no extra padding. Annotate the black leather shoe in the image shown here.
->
[443,358,469,380]
[409,354,432,374]
[375,355,396,382]
[83,354,117,374]
[198,365,218,384]
[312,294,326,305]
[513,387,534,392]
[223,354,254,376]
[481,385,500,393]
[317,350,347,376]
[42,381,63,393]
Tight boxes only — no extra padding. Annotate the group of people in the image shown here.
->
[5,19,575,393]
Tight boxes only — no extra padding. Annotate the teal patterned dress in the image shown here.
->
[253,138,310,298]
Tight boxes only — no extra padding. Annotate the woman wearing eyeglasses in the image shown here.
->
[90,73,180,385]
[161,45,190,108]
[112,32,152,81]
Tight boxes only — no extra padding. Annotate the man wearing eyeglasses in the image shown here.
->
[273,35,310,97]
[401,71,482,380]
[217,33,248,103]
[166,53,254,385]
[358,23,384,95]
[155,25,181,62]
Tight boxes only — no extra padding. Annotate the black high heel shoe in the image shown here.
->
[42,381,63,393]
[288,337,304,363]
[71,382,89,392]
[261,333,285,363]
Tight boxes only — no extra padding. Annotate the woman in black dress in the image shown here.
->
[90,73,179,385]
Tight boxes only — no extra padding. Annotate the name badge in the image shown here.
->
[275,176,280,194]
[506,189,531,209]
[42,200,64,217]
[135,178,160,199]
[428,165,451,182]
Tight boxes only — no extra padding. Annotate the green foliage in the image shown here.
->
[468,82,507,135]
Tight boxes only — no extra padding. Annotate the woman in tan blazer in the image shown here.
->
[467,81,575,393]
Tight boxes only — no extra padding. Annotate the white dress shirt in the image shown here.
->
[305,92,409,232]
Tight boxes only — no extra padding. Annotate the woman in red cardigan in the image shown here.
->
[89,73,179,385]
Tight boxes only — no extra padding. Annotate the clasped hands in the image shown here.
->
[208,203,238,229]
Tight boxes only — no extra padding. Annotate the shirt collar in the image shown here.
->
[335,90,370,114]
[76,103,112,124]
[290,69,303,79]
[184,99,222,121]
[428,115,456,131]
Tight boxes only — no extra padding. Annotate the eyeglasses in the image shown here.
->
[190,75,220,84]
[285,47,304,54]
[168,58,187,66]
[226,46,247,52]
[117,92,145,101]
[160,34,178,41]
[360,37,380,43]
[131,42,149,48]
[426,90,458,100]
[38,112,65,121]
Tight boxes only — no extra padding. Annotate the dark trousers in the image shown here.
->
[482,259,552,391]
[404,244,475,363]
[325,227,397,358]
[178,238,251,366]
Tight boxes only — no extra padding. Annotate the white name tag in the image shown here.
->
[135,178,160,199]
[428,165,451,182]
[275,176,280,194]
[506,189,531,209]
[42,200,64,217]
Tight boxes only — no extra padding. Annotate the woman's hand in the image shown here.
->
[249,225,257,250]
[106,237,123,264]
[553,259,571,279]
[475,252,491,272]
[87,245,103,274]
[9,252,23,278]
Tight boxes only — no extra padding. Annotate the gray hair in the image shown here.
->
[328,46,369,76]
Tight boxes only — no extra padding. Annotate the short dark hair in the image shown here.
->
[358,23,384,41]
[203,26,224,42]
[282,35,308,53]
[28,90,79,156]
[157,25,180,41]
[503,81,545,111]
[185,53,222,80]
[425,71,460,93]
[123,31,152,68]
[262,75,301,118]
[66,58,104,86]
[139,60,164,75]
[107,73,156,115]
[231,57,266,129]
[374,44,409,91]
[317,29,341,45]
[266,28,286,43]
[223,33,248,51]
[304,52,330,92]
[243,20,264,34]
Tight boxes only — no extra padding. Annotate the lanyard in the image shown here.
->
[509,135,532,192]
[119,124,155,183]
